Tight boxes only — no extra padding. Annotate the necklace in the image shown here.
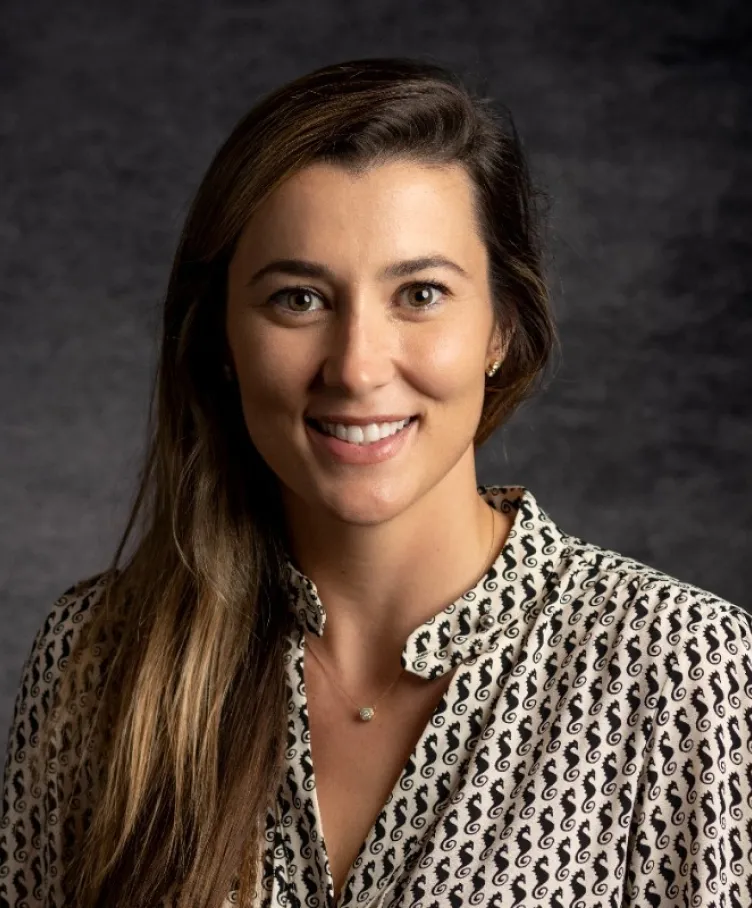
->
[304,503,498,723]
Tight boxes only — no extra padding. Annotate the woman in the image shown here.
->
[1,56,750,908]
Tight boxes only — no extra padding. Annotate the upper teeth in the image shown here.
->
[318,417,412,444]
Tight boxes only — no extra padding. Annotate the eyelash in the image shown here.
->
[267,280,451,316]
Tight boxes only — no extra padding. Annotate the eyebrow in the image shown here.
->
[246,255,470,287]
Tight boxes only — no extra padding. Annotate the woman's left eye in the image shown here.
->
[403,281,449,309]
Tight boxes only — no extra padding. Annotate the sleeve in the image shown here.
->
[624,601,752,908]
[0,574,113,908]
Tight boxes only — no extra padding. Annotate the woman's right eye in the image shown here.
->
[268,287,324,315]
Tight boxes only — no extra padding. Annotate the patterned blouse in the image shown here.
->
[2,484,752,908]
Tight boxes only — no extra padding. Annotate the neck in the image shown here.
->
[282,459,511,688]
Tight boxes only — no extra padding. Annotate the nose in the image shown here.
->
[320,295,397,394]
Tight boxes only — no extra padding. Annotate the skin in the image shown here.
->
[225,158,514,694]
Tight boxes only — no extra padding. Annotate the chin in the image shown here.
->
[295,469,421,527]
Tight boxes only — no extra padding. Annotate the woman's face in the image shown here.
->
[226,158,502,526]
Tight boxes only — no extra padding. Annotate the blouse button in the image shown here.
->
[480,614,495,630]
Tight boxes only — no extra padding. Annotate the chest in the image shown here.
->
[284,635,657,908]
[305,663,458,903]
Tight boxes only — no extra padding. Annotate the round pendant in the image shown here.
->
[359,706,375,722]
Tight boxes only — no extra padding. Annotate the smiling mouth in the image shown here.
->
[305,415,418,442]
[304,416,417,428]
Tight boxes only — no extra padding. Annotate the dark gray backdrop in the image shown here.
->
[1,0,750,741]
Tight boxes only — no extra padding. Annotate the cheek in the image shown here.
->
[237,370,303,445]
[413,325,486,394]
[235,371,302,477]
[230,344,309,465]
[233,325,306,409]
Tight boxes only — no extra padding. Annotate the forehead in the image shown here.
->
[232,159,486,269]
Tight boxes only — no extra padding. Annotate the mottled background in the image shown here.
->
[1,0,750,739]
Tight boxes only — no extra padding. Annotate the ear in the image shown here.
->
[487,324,509,363]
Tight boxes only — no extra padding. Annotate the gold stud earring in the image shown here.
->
[486,359,502,378]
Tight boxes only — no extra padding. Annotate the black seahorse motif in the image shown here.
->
[584,722,602,765]
[516,714,534,756]
[596,800,615,845]
[510,872,528,908]
[560,788,578,831]
[563,740,580,780]
[455,840,474,877]
[582,769,597,813]
[537,805,556,850]
[590,849,610,896]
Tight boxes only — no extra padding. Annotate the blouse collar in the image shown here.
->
[283,485,573,680]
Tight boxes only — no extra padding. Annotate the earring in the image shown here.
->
[486,359,502,378]
[223,363,234,382]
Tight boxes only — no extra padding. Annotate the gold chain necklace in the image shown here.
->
[304,503,497,722]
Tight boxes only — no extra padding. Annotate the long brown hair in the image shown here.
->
[50,56,559,907]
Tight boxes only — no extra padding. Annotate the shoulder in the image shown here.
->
[559,535,752,673]
[20,569,120,698]
[567,535,745,615]
[5,569,121,758]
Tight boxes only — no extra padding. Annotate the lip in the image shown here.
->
[305,415,418,465]
[306,413,416,426]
